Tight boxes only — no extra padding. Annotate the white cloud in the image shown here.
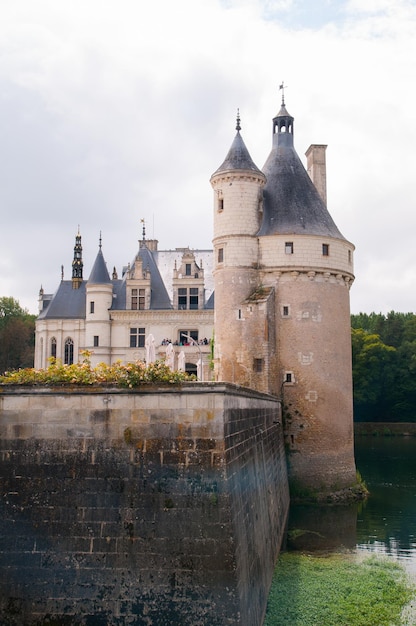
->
[0,0,415,314]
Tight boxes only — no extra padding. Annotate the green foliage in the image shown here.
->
[0,296,36,373]
[265,553,413,626]
[351,311,416,422]
[0,351,195,387]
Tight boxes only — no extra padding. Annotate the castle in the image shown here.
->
[35,92,357,491]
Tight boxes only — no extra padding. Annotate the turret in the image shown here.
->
[257,91,356,492]
[210,112,266,386]
[85,235,113,365]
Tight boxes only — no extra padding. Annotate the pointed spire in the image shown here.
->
[259,97,345,240]
[140,218,146,242]
[72,230,83,289]
[88,240,111,284]
[211,110,262,176]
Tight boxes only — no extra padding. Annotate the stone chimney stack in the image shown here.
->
[305,144,327,205]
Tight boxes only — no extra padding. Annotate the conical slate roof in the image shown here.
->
[212,113,263,176]
[258,102,345,239]
[88,248,111,284]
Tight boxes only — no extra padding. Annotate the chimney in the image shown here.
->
[305,144,327,206]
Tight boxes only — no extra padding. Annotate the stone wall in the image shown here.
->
[0,383,289,626]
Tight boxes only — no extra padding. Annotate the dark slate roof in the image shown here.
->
[205,290,214,310]
[258,108,345,240]
[37,281,86,319]
[109,280,125,310]
[212,130,263,176]
[139,246,172,309]
[88,248,111,283]
[110,245,172,311]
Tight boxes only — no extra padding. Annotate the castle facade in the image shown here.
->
[35,94,357,491]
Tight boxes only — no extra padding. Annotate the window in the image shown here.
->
[131,289,138,310]
[282,306,290,317]
[179,330,198,345]
[322,243,329,256]
[138,289,145,310]
[284,371,294,384]
[178,288,198,310]
[178,287,187,310]
[50,337,57,358]
[93,336,99,347]
[218,248,224,263]
[64,338,74,365]
[218,197,224,212]
[90,301,95,314]
[285,242,294,254]
[348,250,352,263]
[185,264,192,276]
[254,358,263,373]
[190,288,198,310]
[130,328,145,348]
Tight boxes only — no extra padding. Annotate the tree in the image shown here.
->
[351,328,396,421]
[351,312,416,422]
[0,297,36,373]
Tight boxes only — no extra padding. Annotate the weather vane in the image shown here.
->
[279,81,288,105]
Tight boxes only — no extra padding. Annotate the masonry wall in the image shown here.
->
[0,384,289,626]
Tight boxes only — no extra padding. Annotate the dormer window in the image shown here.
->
[185,264,191,276]
[131,288,146,310]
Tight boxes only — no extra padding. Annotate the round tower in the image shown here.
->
[258,95,356,492]
[85,237,113,366]
[210,112,266,385]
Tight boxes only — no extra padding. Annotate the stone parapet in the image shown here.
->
[0,384,289,626]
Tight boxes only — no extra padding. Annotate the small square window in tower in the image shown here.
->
[285,242,294,254]
[322,243,329,256]
[254,358,263,373]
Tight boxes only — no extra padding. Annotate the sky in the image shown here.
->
[1,0,415,315]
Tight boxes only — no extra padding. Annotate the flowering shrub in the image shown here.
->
[0,352,195,387]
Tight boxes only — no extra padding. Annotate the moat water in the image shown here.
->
[285,434,416,570]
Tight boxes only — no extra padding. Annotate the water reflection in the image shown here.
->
[355,436,416,571]
[287,436,416,571]
[287,503,358,552]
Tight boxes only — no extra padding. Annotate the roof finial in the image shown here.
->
[279,81,287,106]
[99,231,102,249]
[140,218,146,241]
[236,108,241,132]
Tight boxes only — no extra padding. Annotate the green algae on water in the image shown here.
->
[265,553,414,626]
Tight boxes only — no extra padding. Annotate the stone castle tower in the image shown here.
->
[210,97,356,492]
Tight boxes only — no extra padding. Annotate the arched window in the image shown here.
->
[64,338,74,365]
[50,337,57,358]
